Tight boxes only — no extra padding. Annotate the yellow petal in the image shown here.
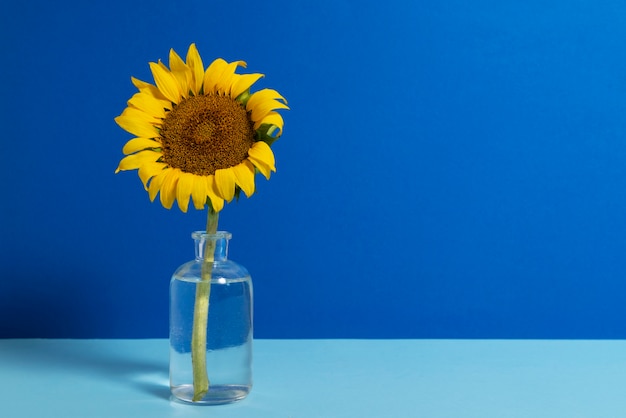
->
[169,48,191,99]
[215,71,238,95]
[248,160,271,179]
[131,77,171,103]
[122,137,162,155]
[190,174,209,210]
[148,170,169,202]
[115,113,159,138]
[131,77,152,90]
[203,58,229,94]
[138,161,167,190]
[249,98,289,123]
[206,176,225,212]
[247,141,276,179]
[157,60,169,71]
[116,150,162,173]
[149,62,182,104]
[255,111,284,135]
[159,169,180,209]
[232,160,256,198]
[203,59,246,95]
[120,106,162,125]
[128,91,170,119]
[247,88,288,109]
[215,61,247,95]
[230,73,264,98]
[186,43,205,95]
[176,171,194,212]
[214,168,237,202]
[247,89,289,123]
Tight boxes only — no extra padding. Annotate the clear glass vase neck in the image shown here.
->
[192,231,232,261]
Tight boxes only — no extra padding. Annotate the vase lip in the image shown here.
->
[191,230,232,240]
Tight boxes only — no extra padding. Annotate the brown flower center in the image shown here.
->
[159,94,255,176]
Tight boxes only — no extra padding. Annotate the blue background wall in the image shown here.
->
[2,0,626,339]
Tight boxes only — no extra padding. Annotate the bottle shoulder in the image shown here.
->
[172,259,250,283]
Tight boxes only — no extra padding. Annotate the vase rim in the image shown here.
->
[191,230,232,240]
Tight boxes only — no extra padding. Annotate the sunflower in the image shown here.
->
[115,44,288,213]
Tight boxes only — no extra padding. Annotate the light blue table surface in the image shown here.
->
[1,339,626,417]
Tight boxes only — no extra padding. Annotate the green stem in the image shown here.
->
[191,207,219,402]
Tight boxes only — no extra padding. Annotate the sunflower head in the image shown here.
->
[115,43,288,213]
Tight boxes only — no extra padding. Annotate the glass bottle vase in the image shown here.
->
[169,231,253,404]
